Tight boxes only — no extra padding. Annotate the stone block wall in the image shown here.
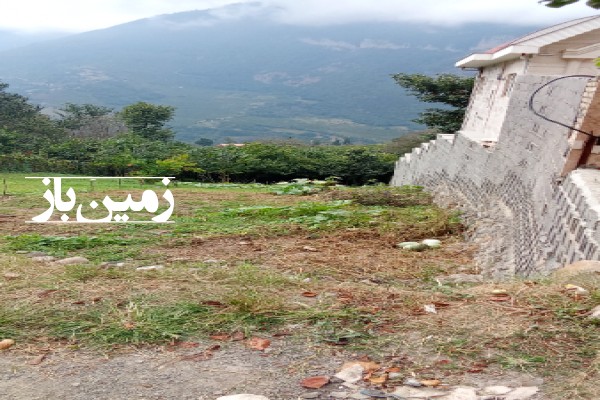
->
[391,75,597,277]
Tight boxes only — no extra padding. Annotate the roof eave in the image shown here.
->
[455,45,540,68]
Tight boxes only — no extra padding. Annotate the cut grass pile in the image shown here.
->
[0,173,599,399]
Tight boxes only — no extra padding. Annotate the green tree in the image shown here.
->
[0,81,65,153]
[119,102,175,142]
[540,0,600,8]
[194,137,214,146]
[57,103,124,139]
[391,73,474,133]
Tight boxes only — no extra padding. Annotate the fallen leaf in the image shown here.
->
[72,300,86,305]
[432,301,451,308]
[369,374,387,384]
[231,331,246,341]
[0,339,15,350]
[386,367,401,373]
[421,379,441,387]
[210,333,231,341]
[301,291,318,297]
[123,322,136,330]
[300,375,330,389]
[247,337,271,351]
[28,354,47,365]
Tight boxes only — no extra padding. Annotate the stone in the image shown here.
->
[3,273,20,280]
[391,387,446,398]
[334,364,364,383]
[482,386,512,395]
[348,393,370,400]
[54,256,89,265]
[31,256,56,262]
[436,274,483,284]
[422,239,441,248]
[403,378,422,387]
[299,392,320,399]
[100,261,126,268]
[216,395,270,400]
[589,304,600,319]
[136,265,165,271]
[504,386,539,400]
[329,391,349,399]
[15,251,28,254]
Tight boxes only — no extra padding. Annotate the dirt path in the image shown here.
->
[0,340,546,400]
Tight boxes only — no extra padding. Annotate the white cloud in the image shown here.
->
[359,39,409,50]
[301,38,357,51]
[0,0,596,33]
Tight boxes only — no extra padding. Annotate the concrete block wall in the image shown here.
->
[391,75,597,277]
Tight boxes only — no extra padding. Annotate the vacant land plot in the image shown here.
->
[0,174,598,399]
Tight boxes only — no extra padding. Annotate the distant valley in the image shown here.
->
[0,5,536,143]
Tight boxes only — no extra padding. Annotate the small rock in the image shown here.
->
[564,284,589,295]
[238,241,251,245]
[302,246,318,252]
[203,259,221,264]
[329,391,349,399]
[31,256,56,262]
[299,392,320,399]
[589,304,600,319]
[348,393,370,400]
[482,386,512,395]
[388,372,402,379]
[334,364,364,383]
[15,250,28,254]
[392,387,446,398]
[360,388,388,398]
[436,274,483,284]
[136,265,165,271]
[504,386,539,400]
[54,256,89,265]
[3,273,21,280]
[100,261,126,268]
[403,243,429,252]
[397,241,420,248]
[421,239,441,248]
[216,395,270,400]
[403,378,422,387]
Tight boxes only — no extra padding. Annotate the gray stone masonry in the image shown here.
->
[391,75,597,277]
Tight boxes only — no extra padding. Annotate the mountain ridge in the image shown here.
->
[0,7,536,143]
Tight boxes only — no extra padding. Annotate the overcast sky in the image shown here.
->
[1,0,597,33]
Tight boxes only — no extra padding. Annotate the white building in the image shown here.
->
[391,16,600,277]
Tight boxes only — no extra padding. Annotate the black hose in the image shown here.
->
[528,75,596,137]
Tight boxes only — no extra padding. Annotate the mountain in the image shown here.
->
[0,30,68,51]
[0,5,536,144]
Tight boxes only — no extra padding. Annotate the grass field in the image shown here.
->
[0,173,598,399]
